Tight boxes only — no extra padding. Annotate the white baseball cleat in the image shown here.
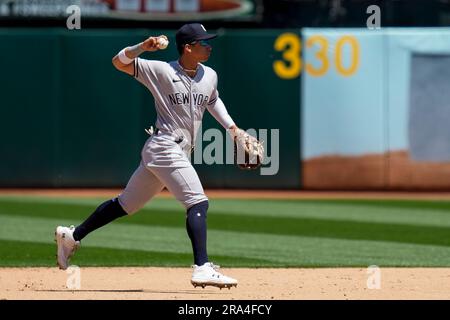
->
[191,262,238,289]
[54,225,80,270]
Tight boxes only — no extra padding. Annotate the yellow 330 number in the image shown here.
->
[273,33,360,79]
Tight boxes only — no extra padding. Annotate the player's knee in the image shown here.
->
[182,195,209,210]
[117,194,140,216]
[187,200,209,217]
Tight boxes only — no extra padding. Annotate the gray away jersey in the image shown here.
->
[134,58,220,147]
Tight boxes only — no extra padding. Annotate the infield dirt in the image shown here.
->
[1,267,449,300]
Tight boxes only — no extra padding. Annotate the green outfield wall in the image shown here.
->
[0,28,301,188]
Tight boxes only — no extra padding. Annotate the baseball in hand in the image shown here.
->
[157,37,169,50]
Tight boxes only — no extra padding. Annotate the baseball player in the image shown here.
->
[55,23,242,289]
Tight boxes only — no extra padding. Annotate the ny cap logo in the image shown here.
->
[200,24,206,32]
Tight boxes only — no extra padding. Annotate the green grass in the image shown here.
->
[0,239,267,267]
[1,195,450,267]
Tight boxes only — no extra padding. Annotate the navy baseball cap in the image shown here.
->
[175,23,217,47]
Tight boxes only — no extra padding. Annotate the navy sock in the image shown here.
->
[186,200,209,266]
[73,198,127,241]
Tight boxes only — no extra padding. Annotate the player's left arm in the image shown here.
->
[206,72,240,136]
[208,97,264,169]
[206,97,239,135]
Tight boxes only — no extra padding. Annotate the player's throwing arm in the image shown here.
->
[112,35,169,75]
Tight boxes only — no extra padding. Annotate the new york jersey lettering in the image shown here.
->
[168,93,210,107]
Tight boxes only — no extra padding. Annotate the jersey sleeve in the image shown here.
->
[207,71,219,107]
[206,97,236,130]
[133,58,161,92]
[205,70,235,129]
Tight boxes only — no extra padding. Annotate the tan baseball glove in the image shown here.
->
[233,129,265,170]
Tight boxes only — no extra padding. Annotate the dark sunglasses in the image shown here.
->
[189,40,211,47]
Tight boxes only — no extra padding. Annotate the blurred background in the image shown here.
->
[1,0,450,190]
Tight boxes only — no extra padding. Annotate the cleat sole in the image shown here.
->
[191,280,238,290]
